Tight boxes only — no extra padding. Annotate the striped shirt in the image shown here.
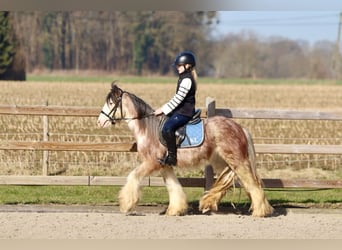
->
[161,74,195,116]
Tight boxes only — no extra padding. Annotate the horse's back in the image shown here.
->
[205,115,248,157]
[206,115,246,139]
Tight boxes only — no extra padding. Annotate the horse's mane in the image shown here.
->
[108,82,160,137]
[129,92,154,118]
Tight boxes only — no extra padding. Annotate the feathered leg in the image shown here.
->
[199,167,235,213]
[160,166,188,216]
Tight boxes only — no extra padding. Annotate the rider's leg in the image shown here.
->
[159,113,190,166]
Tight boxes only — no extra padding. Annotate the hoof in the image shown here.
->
[162,207,188,216]
[199,194,219,214]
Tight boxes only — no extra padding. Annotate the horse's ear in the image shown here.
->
[110,81,124,97]
[111,80,118,89]
[111,81,122,94]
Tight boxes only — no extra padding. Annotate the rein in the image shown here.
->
[101,90,154,124]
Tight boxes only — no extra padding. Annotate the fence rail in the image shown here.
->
[0,105,99,117]
[1,98,342,188]
[1,141,342,154]
[215,108,342,120]
[2,104,342,120]
[0,141,137,152]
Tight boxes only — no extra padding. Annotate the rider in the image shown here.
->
[154,51,197,166]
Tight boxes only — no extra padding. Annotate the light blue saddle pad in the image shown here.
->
[158,110,205,149]
[178,120,204,148]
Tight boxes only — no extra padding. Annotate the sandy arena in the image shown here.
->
[0,204,341,239]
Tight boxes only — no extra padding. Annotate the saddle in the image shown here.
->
[158,109,205,148]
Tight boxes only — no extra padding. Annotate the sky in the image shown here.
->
[214,11,341,45]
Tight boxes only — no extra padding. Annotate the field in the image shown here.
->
[1,78,342,181]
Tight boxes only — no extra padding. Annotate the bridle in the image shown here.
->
[100,90,154,125]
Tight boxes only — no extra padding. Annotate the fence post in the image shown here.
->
[42,101,49,175]
[204,97,216,191]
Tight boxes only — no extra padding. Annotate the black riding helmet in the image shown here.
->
[173,51,196,68]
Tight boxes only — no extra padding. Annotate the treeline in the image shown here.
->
[0,12,25,80]
[10,11,217,76]
[211,31,338,79]
[7,11,342,79]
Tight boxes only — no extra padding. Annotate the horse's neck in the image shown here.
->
[123,94,152,138]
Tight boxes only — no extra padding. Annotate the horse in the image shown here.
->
[97,82,274,217]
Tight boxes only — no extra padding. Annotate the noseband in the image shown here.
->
[100,89,154,124]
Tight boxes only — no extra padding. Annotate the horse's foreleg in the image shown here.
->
[199,166,235,213]
[160,167,188,216]
[118,161,153,214]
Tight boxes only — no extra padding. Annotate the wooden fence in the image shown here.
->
[0,97,342,188]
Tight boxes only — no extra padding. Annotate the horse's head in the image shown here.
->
[97,82,124,128]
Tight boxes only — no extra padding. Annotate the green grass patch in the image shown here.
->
[27,75,114,83]
[26,74,342,85]
[0,186,341,208]
[27,75,175,84]
[0,186,119,205]
[263,188,342,207]
[200,78,342,85]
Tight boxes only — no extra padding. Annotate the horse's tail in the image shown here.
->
[242,127,263,187]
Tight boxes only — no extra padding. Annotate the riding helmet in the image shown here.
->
[173,51,196,67]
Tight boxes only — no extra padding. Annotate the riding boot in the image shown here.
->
[158,151,177,166]
[158,135,177,166]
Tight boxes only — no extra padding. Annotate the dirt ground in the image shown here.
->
[0,204,341,239]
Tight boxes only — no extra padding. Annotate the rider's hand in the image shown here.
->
[154,108,163,116]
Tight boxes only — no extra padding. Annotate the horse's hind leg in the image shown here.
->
[199,166,235,213]
[235,129,274,217]
[160,167,188,216]
[200,157,273,217]
[233,159,274,217]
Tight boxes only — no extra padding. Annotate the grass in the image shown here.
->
[0,186,119,205]
[0,186,341,209]
[27,74,176,84]
[27,74,342,85]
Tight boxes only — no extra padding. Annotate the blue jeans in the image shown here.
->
[162,113,191,153]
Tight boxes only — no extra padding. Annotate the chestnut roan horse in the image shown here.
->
[97,83,274,217]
